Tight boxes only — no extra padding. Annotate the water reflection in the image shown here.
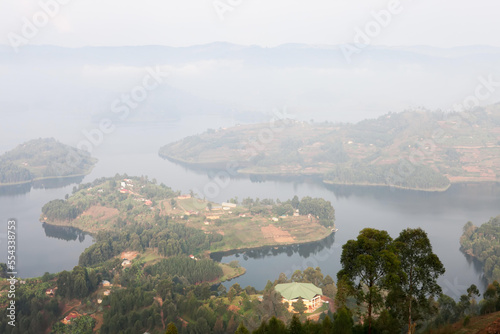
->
[211,232,336,261]
[33,176,85,190]
[0,182,32,196]
[0,175,84,197]
[42,223,89,242]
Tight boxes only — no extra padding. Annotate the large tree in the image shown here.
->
[292,297,307,315]
[391,228,445,333]
[337,228,399,334]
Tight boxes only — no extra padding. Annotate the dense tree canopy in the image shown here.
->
[337,228,399,333]
[390,228,445,333]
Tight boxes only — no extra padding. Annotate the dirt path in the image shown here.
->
[154,296,165,330]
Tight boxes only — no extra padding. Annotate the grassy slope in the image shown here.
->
[160,106,500,191]
[42,178,332,251]
[432,311,500,334]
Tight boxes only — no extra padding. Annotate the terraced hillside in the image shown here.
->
[160,105,500,191]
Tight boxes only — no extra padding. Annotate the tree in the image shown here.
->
[289,314,302,334]
[267,316,287,334]
[213,317,224,334]
[373,309,399,334]
[226,315,238,333]
[392,228,445,333]
[228,287,236,302]
[322,315,334,333]
[335,277,350,309]
[292,297,307,315]
[337,228,399,334]
[0,263,7,278]
[333,306,353,334]
[234,322,250,334]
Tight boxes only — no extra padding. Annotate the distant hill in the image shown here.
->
[2,44,500,124]
[160,104,500,191]
[0,138,97,185]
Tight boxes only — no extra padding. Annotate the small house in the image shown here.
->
[62,312,80,325]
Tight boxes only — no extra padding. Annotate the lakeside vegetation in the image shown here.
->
[41,175,335,254]
[0,138,97,186]
[159,105,500,191]
[3,226,500,333]
[460,215,500,283]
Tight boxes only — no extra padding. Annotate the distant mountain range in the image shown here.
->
[1,43,500,125]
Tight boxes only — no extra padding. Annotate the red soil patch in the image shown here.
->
[120,251,139,260]
[81,205,119,221]
[261,225,294,243]
[228,304,240,313]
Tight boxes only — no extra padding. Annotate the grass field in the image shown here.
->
[183,213,332,252]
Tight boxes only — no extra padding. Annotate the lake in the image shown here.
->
[0,117,497,300]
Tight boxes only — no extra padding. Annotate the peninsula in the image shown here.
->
[41,175,335,260]
[159,106,500,191]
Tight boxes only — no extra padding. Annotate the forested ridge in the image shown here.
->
[460,215,500,283]
[0,138,97,185]
[2,226,500,333]
[160,105,500,191]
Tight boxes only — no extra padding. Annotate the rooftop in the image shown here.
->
[275,282,322,301]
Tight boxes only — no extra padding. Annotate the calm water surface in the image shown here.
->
[0,119,497,300]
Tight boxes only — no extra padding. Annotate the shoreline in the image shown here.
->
[42,219,336,259]
[209,229,336,258]
[0,169,95,188]
[160,153,462,193]
[322,180,451,192]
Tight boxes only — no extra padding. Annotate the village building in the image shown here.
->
[274,282,323,313]
[62,312,80,325]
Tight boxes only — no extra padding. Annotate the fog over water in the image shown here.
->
[1,40,499,301]
[0,119,497,300]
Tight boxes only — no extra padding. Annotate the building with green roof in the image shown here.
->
[274,282,323,313]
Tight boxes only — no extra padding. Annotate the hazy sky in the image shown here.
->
[1,0,499,48]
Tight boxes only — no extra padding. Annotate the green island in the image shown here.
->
[159,105,500,191]
[460,216,500,283]
[0,138,97,186]
[40,175,335,253]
